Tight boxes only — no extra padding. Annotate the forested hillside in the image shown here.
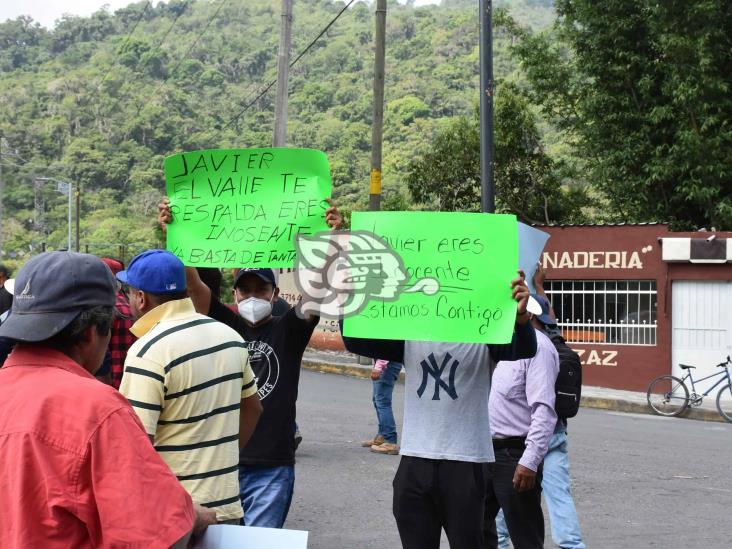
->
[3,0,730,270]
[0,0,555,264]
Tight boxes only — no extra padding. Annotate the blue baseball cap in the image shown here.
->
[530,293,556,326]
[117,250,186,294]
[234,268,276,288]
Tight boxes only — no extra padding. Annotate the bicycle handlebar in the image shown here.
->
[717,356,732,367]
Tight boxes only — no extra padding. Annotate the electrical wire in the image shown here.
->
[140,0,231,111]
[221,0,358,130]
[96,1,152,90]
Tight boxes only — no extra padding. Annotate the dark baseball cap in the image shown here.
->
[116,250,186,294]
[0,251,116,342]
[234,268,276,288]
[530,293,556,326]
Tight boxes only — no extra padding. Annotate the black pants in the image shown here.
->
[393,455,489,549]
[484,447,544,549]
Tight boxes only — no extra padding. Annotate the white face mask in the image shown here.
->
[237,291,274,324]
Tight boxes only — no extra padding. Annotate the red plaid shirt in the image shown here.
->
[110,291,136,389]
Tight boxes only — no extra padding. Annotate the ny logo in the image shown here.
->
[417,352,460,401]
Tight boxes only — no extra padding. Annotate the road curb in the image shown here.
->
[302,359,727,423]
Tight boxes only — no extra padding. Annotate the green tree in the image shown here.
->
[406,85,590,224]
[507,0,732,229]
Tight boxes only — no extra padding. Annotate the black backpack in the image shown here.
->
[550,334,582,419]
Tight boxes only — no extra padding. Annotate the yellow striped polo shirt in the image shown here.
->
[120,298,257,521]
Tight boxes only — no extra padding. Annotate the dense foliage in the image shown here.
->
[1,0,729,273]
[506,0,732,230]
[0,0,555,268]
[405,83,591,223]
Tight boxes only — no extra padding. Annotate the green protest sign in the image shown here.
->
[343,211,518,344]
[164,148,331,268]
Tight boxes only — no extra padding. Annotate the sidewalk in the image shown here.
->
[303,348,726,423]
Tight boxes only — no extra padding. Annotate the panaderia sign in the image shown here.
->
[538,224,667,391]
[542,248,651,270]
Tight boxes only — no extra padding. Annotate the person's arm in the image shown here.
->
[239,350,262,448]
[339,319,405,362]
[292,199,343,323]
[514,341,560,490]
[532,263,558,323]
[170,505,218,549]
[240,395,262,449]
[78,407,207,548]
[158,200,215,317]
[490,272,537,362]
[490,321,537,363]
[119,355,165,438]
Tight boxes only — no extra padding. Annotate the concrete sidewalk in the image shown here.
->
[302,348,727,423]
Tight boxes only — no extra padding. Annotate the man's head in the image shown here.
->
[0,264,10,286]
[233,268,279,326]
[0,252,116,373]
[529,293,556,332]
[116,250,187,320]
[101,257,125,276]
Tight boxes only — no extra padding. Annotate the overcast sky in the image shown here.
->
[1,0,440,29]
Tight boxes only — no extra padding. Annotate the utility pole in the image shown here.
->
[479,0,495,213]
[0,135,4,253]
[35,177,73,251]
[75,185,80,252]
[33,178,45,238]
[369,0,387,212]
[273,0,293,147]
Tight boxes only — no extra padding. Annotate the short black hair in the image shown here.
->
[41,305,115,351]
[0,264,10,278]
[147,290,189,307]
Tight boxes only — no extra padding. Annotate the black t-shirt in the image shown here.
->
[208,297,317,466]
[0,286,12,316]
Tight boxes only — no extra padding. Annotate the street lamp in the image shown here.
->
[34,177,73,252]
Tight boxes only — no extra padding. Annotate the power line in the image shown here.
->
[221,0,358,130]
[96,1,152,91]
[148,3,190,62]
[139,0,230,113]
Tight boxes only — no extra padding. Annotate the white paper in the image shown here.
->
[195,525,308,549]
[518,223,551,294]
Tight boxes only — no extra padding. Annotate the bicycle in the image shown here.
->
[646,356,732,422]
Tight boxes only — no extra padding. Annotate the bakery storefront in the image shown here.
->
[540,224,732,392]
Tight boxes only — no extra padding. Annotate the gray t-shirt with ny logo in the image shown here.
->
[340,321,537,464]
[401,341,498,463]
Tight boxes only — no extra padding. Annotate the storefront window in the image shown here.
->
[546,280,657,346]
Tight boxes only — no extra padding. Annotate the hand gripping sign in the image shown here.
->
[294,211,519,345]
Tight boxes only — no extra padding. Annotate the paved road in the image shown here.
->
[287,371,732,548]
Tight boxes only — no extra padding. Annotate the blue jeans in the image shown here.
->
[496,427,585,549]
[372,361,402,443]
[239,465,295,528]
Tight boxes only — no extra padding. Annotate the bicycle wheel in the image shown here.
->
[715,384,732,423]
[646,375,689,417]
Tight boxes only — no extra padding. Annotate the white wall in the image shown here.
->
[672,281,732,400]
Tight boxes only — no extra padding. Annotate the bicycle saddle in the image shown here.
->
[679,364,696,369]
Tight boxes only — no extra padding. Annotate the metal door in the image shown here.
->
[672,281,732,398]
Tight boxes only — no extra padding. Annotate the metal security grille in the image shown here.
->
[545,280,657,346]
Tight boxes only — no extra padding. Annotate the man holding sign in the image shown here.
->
[338,211,536,549]
[341,280,535,549]
[158,194,342,529]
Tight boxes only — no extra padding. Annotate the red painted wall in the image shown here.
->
[541,225,732,391]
